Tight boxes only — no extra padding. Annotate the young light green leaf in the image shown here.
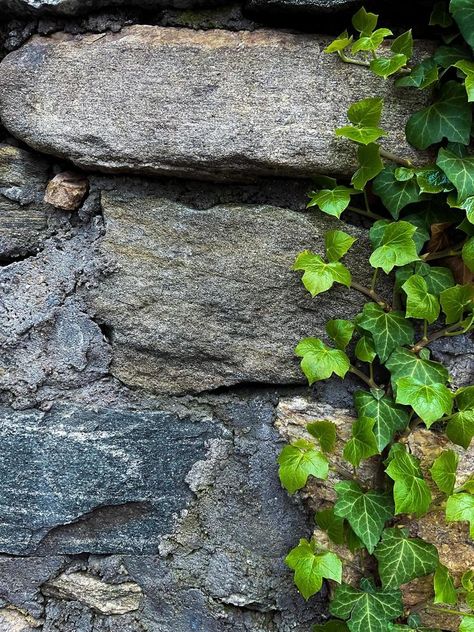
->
[336,126,387,145]
[373,167,422,219]
[354,390,410,451]
[330,579,403,632]
[386,348,450,392]
[391,30,413,58]
[285,538,342,600]
[325,230,357,262]
[440,283,474,323]
[334,481,394,553]
[395,377,453,427]
[353,29,393,54]
[352,7,378,34]
[437,148,474,201]
[396,58,439,89]
[463,569,474,591]
[307,186,355,218]
[346,97,383,127]
[307,420,337,453]
[315,508,345,545]
[385,448,432,517]
[355,335,377,363]
[370,54,408,79]
[278,439,329,494]
[450,0,474,52]
[357,303,415,363]
[324,30,353,53]
[434,563,458,604]
[406,81,472,149]
[326,319,355,350]
[295,338,350,385]
[446,386,474,448]
[446,492,474,538]
[293,251,351,297]
[402,274,440,323]
[454,60,474,101]
[374,528,439,587]
[462,237,474,271]
[394,167,415,182]
[430,450,459,495]
[352,143,384,191]
[369,221,419,273]
[343,417,379,468]
[460,617,474,632]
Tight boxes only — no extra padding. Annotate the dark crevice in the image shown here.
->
[0,249,42,267]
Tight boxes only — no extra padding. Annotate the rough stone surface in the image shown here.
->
[0,0,228,16]
[0,27,431,181]
[89,184,374,395]
[44,171,89,210]
[246,0,358,15]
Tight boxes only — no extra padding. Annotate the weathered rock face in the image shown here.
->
[89,183,372,394]
[0,0,228,16]
[0,27,430,181]
[246,0,358,14]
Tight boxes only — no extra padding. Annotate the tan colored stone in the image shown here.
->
[0,606,41,631]
[44,171,89,211]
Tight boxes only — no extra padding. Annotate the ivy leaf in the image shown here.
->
[285,538,342,600]
[352,7,378,34]
[434,44,471,68]
[353,29,393,54]
[293,251,351,297]
[352,143,384,191]
[369,221,419,273]
[430,2,454,27]
[415,166,453,194]
[385,447,432,517]
[437,148,474,201]
[395,377,453,427]
[334,481,394,553]
[386,348,449,388]
[325,31,353,53]
[440,283,474,323]
[446,386,474,448]
[355,390,410,451]
[434,563,458,605]
[374,528,439,588]
[357,303,415,363]
[307,186,355,218]
[295,338,350,385]
[402,274,440,323]
[370,54,408,79]
[307,420,337,453]
[391,30,413,58]
[405,81,472,149]
[396,262,455,295]
[372,167,422,219]
[460,618,474,632]
[396,58,439,89]
[330,579,403,632]
[394,167,415,182]
[343,417,379,467]
[337,98,387,145]
[326,319,355,350]
[325,230,357,262]
[336,126,387,145]
[278,439,329,493]
[454,60,474,101]
[355,335,377,363]
[316,508,345,545]
[446,492,474,538]
[313,621,350,632]
[463,569,474,591]
[430,450,459,495]
[450,0,474,51]
[462,237,474,271]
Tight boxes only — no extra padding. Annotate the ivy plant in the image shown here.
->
[279,3,474,631]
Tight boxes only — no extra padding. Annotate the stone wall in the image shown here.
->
[0,1,471,631]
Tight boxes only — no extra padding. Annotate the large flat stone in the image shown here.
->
[0,0,228,16]
[0,27,430,182]
[89,184,373,394]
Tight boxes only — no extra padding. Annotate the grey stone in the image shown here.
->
[431,334,474,389]
[89,184,373,395]
[0,27,431,182]
[246,0,358,15]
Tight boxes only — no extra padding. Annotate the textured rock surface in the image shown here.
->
[0,27,431,181]
[246,0,358,14]
[0,0,228,16]
[44,171,89,211]
[89,184,373,394]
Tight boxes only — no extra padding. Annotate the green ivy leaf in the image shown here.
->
[462,237,474,271]
[352,143,384,191]
[307,186,355,218]
[325,230,357,262]
[293,251,352,297]
[370,54,408,79]
[330,579,403,632]
[405,81,472,149]
[396,58,439,89]
[437,148,474,201]
[430,450,459,495]
[353,29,393,54]
[402,274,440,323]
[355,335,377,363]
[462,569,474,591]
[454,60,474,101]
[394,167,415,182]
[334,481,394,553]
[354,390,410,451]
[369,221,419,273]
[343,417,379,467]
[395,377,453,427]
[278,439,329,493]
[450,0,474,51]
[446,492,474,538]
[313,621,350,632]
[430,2,454,27]
[396,262,455,295]
[325,31,353,53]
[446,386,474,448]
[285,538,342,600]
[415,166,453,194]
[391,30,413,58]
[434,563,458,605]
[440,283,474,323]
[326,319,355,350]
[307,420,337,452]
[373,168,422,219]
[385,447,432,517]
[337,98,387,145]
[374,528,439,587]
[315,508,345,545]
[460,617,474,632]
[352,7,378,34]
[295,338,350,385]
[336,126,387,145]
[357,303,415,363]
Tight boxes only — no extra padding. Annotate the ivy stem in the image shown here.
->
[423,319,428,341]
[427,606,474,618]
[350,281,391,310]
[379,148,414,167]
[347,205,384,221]
[369,362,374,384]
[370,268,379,292]
[363,190,371,215]
[349,364,378,389]
[421,246,464,261]
[337,50,371,67]
[412,322,466,352]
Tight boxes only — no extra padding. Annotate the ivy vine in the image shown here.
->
[278,3,474,632]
